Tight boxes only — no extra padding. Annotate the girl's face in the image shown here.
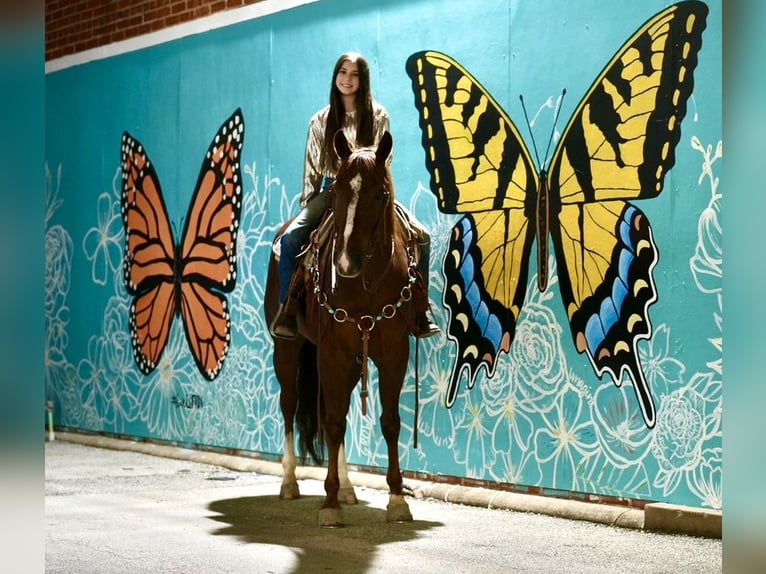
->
[335,60,360,98]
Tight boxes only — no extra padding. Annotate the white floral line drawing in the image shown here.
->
[82,168,123,286]
[411,127,724,507]
[690,136,723,373]
[44,126,722,508]
[45,162,80,427]
[633,135,723,508]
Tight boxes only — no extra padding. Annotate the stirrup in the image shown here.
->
[415,312,440,339]
[270,304,298,340]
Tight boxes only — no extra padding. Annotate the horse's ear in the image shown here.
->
[334,130,352,162]
[376,131,393,165]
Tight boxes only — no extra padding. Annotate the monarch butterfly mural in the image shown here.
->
[120,108,245,380]
[406,1,708,428]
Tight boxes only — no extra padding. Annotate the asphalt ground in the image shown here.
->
[45,435,722,573]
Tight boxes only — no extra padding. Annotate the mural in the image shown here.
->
[405,1,708,429]
[44,0,722,511]
[120,109,245,380]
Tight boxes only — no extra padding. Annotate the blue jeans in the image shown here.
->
[278,188,329,303]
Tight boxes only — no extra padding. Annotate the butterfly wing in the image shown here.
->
[547,1,708,427]
[177,108,245,380]
[121,132,178,375]
[406,51,538,405]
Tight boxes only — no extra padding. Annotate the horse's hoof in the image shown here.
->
[318,507,344,528]
[338,486,358,505]
[279,482,300,500]
[386,496,413,523]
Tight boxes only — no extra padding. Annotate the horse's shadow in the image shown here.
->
[207,492,443,573]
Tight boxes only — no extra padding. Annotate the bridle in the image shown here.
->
[308,179,418,416]
[329,175,396,293]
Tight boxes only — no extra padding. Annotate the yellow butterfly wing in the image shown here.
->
[547,1,708,427]
[406,51,538,406]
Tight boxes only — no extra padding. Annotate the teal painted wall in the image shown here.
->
[45,0,722,509]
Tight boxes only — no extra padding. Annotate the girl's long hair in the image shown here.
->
[321,51,374,174]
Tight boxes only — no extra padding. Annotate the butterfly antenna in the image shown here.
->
[541,89,566,170]
[519,95,542,168]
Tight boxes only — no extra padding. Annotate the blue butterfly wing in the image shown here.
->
[443,212,535,405]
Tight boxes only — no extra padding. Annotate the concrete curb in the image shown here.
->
[52,432,720,538]
[644,502,722,539]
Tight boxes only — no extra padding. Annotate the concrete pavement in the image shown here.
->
[45,434,722,573]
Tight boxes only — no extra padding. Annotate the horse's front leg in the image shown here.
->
[319,413,346,527]
[274,342,300,500]
[378,340,413,523]
[317,352,355,527]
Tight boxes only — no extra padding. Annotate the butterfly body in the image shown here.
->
[121,109,245,381]
[407,1,708,428]
[536,171,551,291]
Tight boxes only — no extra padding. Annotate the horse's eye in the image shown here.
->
[378,187,389,201]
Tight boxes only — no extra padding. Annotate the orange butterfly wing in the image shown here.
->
[177,110,245,379]
[121,132,178,375]
[121,109,245,380]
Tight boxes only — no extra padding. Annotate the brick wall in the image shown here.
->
[45,0,266,61]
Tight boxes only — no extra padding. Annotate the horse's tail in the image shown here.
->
[296,341,324,465]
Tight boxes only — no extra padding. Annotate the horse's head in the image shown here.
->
[330,130,394,278]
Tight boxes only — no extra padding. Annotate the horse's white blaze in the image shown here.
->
[337,174,361,273]
[349,172,363,193]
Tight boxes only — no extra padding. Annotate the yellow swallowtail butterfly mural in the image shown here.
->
[406,1,708,428]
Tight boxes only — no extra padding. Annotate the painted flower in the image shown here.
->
[513,302,568,413]
[100,296,140,426]
[77,335,113,428]
[233,346,281,453]
[689,136,722,296]
[689,372,722,438]
[591,381,653,468]
[690,201,722,295]
[651,387,706,496]
[45,225,72,314]
[45,163,64,227]
[453,388,495,478]
[533,385,598,491]
[136,328,198,440]
[231,167,283,344]
[414,358,457,448]
[48,361,81,427]
[46,305,70,366]
[689,447,722,510]
[82,191,123,286]
[637,323,685,395]
[490,450,528,484]
[485,360,534,455]
[77,329,137,433]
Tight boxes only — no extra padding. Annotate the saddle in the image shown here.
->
[271,205,424,268]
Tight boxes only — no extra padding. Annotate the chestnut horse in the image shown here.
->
[264,130,418,527]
